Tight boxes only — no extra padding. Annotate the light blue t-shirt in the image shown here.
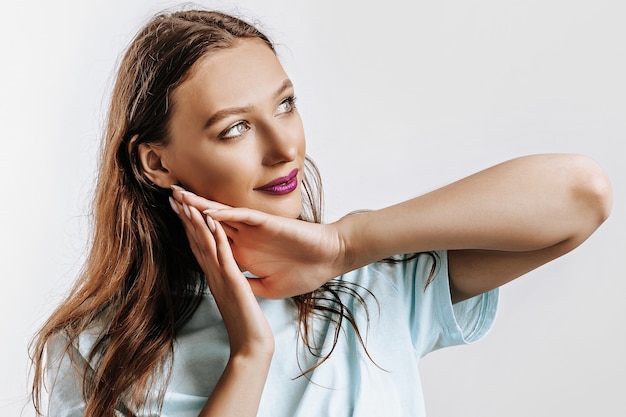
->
[47,251,498,416]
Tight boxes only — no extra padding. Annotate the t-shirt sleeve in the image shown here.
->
[394,250,499,358]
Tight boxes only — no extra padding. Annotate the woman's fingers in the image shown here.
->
[170,184,232,211]
[170,185,242,237]
[170,196,248,291]
[206,207,269,227]
[169,196,218,271]
[216,219,239,237]
[213,220,241,276]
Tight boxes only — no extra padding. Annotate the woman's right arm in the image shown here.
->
[169,197,274,417]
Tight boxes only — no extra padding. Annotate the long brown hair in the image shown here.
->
[29,8,372,416]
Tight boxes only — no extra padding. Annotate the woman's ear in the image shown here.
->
[137,143,178,188]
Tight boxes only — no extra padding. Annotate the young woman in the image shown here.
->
[30,8,612,417]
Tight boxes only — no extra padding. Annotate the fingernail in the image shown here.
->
[181,190,197,197]
[202,208,220,214]
[168,197,180,215]
[171,184,185,192]
[205,215,216,233]
[182,202,191,219]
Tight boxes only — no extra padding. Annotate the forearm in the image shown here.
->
[336,153,612,272]
[196,153,610,300]
[199,352,272,417]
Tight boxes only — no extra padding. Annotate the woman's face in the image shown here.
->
[160,38,306,218]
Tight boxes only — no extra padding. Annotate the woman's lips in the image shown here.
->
[254,168,299,195]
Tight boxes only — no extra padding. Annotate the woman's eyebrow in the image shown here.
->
[273,79,294,99]
[203,79,294,130]
[204,106,253,130]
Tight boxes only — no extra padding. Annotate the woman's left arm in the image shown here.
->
[335,153,612,302]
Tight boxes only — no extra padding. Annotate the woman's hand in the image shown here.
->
[171,187,347,299]
[169,192,277,416]
[168,194,274,357]
[210,208,347,298]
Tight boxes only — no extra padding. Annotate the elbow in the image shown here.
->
[572,154,613,226]
[592,173,613,225]
[563,154,613,247]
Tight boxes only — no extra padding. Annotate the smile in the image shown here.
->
[254,169,299,195]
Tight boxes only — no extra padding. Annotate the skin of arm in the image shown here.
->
[178,153,612,302]
[199,353,272,417]
[334,153,613,302]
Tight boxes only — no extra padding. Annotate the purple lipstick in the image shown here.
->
[254,169,299,195]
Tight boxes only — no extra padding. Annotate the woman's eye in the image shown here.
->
[276,96,297,115]
[220,121,249,139]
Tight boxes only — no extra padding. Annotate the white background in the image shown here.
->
[1,0,624,416]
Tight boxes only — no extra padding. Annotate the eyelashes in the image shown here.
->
[220,121,250,139]
[276,95,297,115]
[218,95,298,140]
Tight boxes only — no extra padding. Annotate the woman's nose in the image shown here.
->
[261,123,299,166]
